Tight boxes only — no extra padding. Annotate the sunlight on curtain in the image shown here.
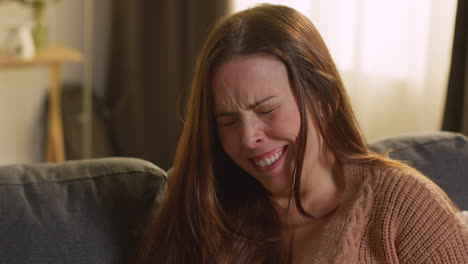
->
[230,0,457,141]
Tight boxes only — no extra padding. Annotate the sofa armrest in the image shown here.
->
[0,157,166,264]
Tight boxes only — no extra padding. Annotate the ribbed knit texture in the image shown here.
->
[313,163,468,264]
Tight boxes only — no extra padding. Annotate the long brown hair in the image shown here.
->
[135,4,400,263]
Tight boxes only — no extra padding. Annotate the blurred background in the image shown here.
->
[0,0,466,170]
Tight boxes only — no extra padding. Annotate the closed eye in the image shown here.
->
[258,108,275,115]
[256,104,279,115]
[221,119,237,127]
[254,98,279,115]
[216,115,238,127]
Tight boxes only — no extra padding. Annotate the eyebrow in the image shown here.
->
[215,96,276,118]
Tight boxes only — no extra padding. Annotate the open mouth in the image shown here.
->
[250,146,287,171]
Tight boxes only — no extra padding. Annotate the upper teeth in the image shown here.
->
[255,151,282,168]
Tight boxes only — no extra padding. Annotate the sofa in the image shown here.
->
[0,131,466,263]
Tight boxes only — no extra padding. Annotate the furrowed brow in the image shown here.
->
[248,96,276,109]
[214,96,276,118]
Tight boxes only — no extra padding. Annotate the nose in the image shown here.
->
[240,116,264,149]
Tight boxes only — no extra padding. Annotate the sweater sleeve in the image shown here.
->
[392,169,468,264]
[424,232,468,264]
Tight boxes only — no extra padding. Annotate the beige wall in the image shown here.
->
[0,0,110,165]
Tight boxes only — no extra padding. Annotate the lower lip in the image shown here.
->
[251,146,287,173]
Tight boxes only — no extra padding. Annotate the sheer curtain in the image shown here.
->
[231,0,457,141]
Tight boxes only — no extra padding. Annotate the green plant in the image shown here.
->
[0,0,61,48]
[0,0,60,5]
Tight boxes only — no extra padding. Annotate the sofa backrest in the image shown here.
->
[370,131,468,210]
[0,132,465,263]
[0,157,166,264]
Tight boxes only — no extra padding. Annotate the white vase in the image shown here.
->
[18,24,35,58]
[5,24,35,59]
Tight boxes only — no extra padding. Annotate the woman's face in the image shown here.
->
[211,54,325,196]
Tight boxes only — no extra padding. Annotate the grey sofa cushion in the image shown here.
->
[0,157,166,264]
[370,131,468,210]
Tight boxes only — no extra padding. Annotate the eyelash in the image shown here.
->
[258,108,275,115]
[218,107,277,127]
[222,120,237,127]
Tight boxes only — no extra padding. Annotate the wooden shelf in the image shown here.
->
[0,44,83,66]
[0,44,83,163]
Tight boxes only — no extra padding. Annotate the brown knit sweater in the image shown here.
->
[313,163,468,264]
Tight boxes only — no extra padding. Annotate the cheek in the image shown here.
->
[218,130,238,158]
[270,107,301,139]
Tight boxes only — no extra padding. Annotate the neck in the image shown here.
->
[270,156,344,226]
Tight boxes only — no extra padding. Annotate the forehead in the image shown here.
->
[211,54,290,111]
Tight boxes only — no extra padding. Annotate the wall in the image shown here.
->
[0,0,110,165]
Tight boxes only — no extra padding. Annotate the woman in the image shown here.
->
[136,4,468,263]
